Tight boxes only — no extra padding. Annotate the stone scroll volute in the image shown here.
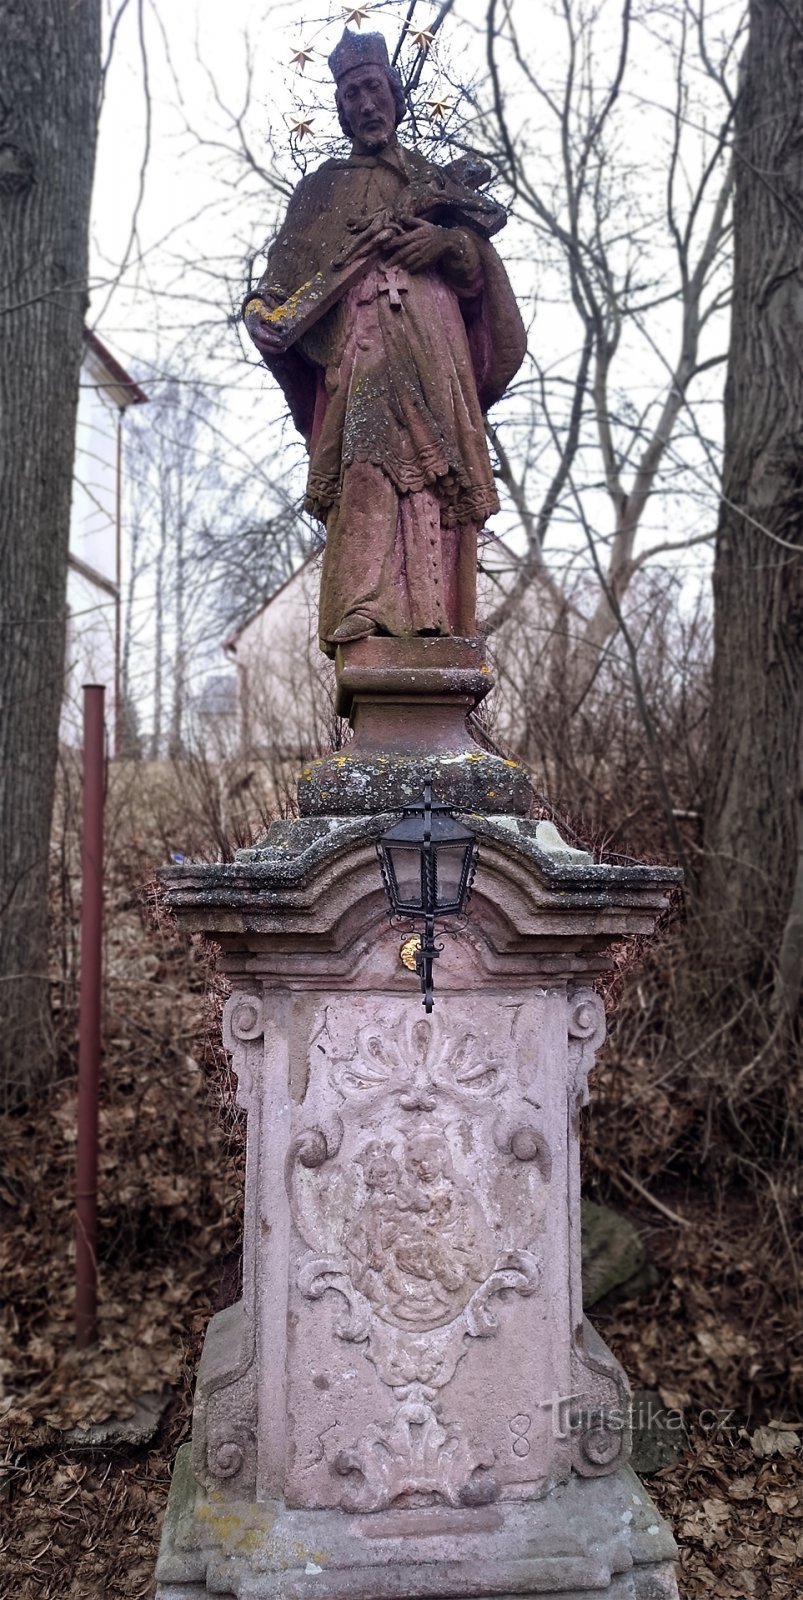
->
[565,987,632,1478]
[190,989,266,1497]
[566,987,606,1108]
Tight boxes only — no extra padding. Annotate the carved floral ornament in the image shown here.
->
[215,989,611,1509]
[287,1003,553,1510]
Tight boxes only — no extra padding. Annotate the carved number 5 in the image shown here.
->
[509,1413,531,1457]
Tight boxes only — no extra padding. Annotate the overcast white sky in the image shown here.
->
[90,0,740,716]
[91,0,734,419]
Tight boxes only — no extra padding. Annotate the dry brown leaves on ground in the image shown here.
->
[652,1434,803,1597]
[1,829,801,1597]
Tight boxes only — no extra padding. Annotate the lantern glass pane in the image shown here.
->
[433,841,469,911]
[385,842,425,912]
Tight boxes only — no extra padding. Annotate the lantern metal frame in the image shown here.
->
[376,776,479,1012]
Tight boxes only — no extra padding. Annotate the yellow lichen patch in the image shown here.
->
[263,277,320,323]
[197,1504,265,1555]
[289,1539,327,1568]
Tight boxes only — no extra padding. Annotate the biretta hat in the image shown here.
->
[328,29,390,83]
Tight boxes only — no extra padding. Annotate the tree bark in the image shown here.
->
[0,0,102,1104]
[696,0,803,1002]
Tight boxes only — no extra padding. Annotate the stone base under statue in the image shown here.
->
[297,636,534,817]
[156,1445,679,1600]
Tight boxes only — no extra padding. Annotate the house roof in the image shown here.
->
[221,530,518,656]
[223,548,321,654]
[83,329,149,408]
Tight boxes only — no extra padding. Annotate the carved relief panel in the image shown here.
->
[281,990,574,1512]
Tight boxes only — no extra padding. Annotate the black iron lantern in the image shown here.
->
[377,777,478,1012]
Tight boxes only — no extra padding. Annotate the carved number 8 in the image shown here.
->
[509,1413,531,1457]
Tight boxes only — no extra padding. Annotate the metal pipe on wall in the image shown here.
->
[75,684,105,1348]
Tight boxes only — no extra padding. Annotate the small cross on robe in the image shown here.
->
[377,264,409,308]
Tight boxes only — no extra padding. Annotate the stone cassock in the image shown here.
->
[243,29,526,656]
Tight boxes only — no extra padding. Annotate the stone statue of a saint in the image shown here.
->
[244,29,525,658]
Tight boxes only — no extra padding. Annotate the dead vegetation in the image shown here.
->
[1,670,801,1597]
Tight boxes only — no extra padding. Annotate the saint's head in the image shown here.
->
[328,29,406,153]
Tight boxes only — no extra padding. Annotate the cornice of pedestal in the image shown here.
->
[158,811,681,981]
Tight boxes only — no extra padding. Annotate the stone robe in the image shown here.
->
[255,145,525,654]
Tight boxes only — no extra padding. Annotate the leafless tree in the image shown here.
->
[122,374,315,759]
[473,0,740,696]
[0,0,102,1105]
[107,1,747,877]
[172,1,738,796]
[695,0,803,1018]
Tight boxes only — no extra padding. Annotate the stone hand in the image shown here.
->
[244,298,286,358]
[335,220,397,270]
[381,218,451,273]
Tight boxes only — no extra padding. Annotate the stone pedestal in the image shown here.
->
[156,814,681,1600]
[298,638,533,816]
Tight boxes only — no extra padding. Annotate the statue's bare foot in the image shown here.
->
[329,613,376,645]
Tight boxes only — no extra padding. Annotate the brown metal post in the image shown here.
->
[75,684,105,1348]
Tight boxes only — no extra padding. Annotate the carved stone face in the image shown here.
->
[360,1146,399,1190]
[337,64,397,151]
[407,1135,449,1187]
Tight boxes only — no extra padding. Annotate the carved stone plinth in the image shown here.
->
[298,638,533,817]
[156,815,681,1599]
[157,1446,679,1600]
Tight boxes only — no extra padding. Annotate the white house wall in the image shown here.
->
[226,536,513,766]
[71,347,120,584]
[231,554,336,761]
[61,347,121,747]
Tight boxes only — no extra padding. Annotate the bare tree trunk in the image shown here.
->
[151,505,167,760]
[773,746,803,1017]
[696,0,803,1003]
[120,501,143,758]
[169,509,186,762]
[0,0,101,1105]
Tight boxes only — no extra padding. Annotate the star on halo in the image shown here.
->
[289,117,316,138]
[289,44,316,72]
[406,24,435,51]
[426,95,452,120]
[343,3,374,23]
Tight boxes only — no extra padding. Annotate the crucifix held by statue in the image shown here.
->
[243,29,526,658]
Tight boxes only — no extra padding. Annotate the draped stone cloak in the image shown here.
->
[254,145,526,652]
